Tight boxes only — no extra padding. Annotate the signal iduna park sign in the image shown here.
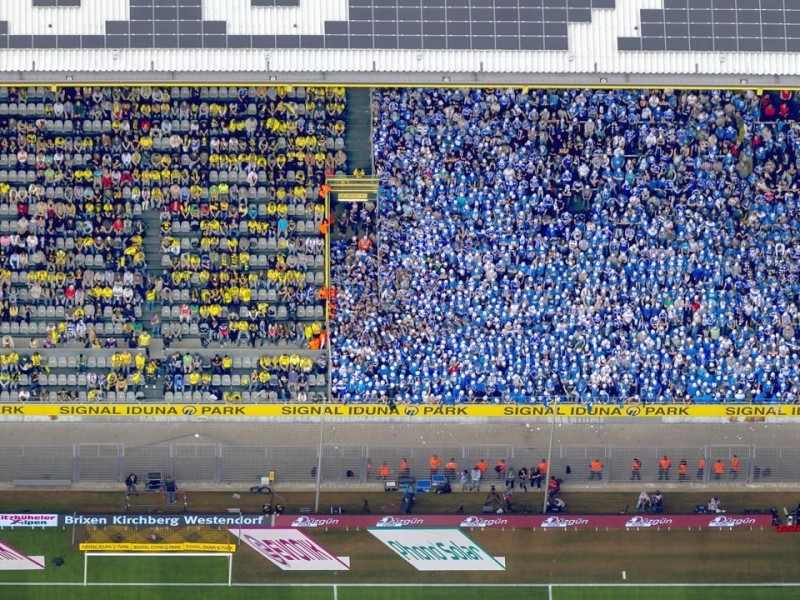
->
[1,403,798,419]
[231,528,350,571]
[368,528,506,571]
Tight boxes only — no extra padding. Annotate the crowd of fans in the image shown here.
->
[5,84,800,405]
[163,351,323,402]
[149,85,341,350]
[0,85,339,402]
[332,88,800,405]
[83,350,160,400]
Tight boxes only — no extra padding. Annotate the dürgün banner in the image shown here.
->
[275,514,773,529]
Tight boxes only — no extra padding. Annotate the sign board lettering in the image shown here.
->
[0,514,58,528]
[231,528,350,571]
[368,528,505,571]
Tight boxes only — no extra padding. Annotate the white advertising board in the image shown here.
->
[0,514,58,528]
[368,528,506,571]
[230,528,350,571]
[0,541,45,570]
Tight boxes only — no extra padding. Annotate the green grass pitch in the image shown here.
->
[2,525,800,599]
[3,585,800,600]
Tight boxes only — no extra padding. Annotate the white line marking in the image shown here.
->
[548,583,553,600]
[1,583,800,588]
[334,583,338,600]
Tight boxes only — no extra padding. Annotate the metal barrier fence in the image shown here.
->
[2,442,798,486]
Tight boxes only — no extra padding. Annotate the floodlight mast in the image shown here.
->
[542,406,556,515]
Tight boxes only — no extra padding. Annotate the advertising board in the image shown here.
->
[368,528,506,571]
[275,514,771,530]
[230,528,350,571]
[79,543,236,552]
[0,514,58,528]
[62,514,267,527]
[4,403,800,419]
[0,541,45,570]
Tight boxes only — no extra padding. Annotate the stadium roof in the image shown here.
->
[1,0,800,86]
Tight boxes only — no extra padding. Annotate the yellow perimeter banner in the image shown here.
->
[79,543,236,552]
[3,403,800,418]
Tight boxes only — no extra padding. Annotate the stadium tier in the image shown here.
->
[1,85,799,406]
[331,88,800,406]
[0,85,343,402]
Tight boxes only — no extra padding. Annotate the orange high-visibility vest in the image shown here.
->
[400,459,409,473]
[477,460,487,474]
[446,460,457,471]
[730,457,741,471]
[698,458,706,470]
[659,458,671,470]
[429,456,441,470]
[590,460,603,472]
[714,461,725,474]
[678,463,688,475]
[631,460,641,471]
[538,461,548,475]
[379,464,390,478]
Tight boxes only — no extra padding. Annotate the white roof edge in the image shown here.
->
[0,71,797,88]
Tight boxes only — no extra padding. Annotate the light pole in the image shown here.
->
[314,183,333,514]
[541,404,557,514]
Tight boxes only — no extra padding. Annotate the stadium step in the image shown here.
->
[344,88,374,177]
[140,204,166,353]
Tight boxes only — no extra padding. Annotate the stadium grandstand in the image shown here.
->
[0,84,340,403]
[331,87,800,405]
[3,7,800,599]
[0,0,797,413]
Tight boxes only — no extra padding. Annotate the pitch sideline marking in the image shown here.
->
[1,582,800,588]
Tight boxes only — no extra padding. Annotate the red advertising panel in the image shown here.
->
[274,514,771,529]
[276,514,529,529]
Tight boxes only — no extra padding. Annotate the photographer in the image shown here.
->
[484,485,503,512]
[125,472,139,497]
[651,490,664,514]
[547,496,566,513]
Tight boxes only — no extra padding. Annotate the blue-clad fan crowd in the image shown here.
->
[331,88,800,405]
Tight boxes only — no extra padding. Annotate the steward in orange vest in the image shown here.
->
[658,456,672,480]
[631,458,642,481]
[589,459,603,480]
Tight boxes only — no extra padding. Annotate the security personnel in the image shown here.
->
[697,457,706,480]
[445,458,458,481]
[589,458,603,480]
[429,454,441,478]
[730,455,741,479]
[495,458,506,480]
[631,458,642,481]
[678,459,688,481]
[399,458,409,477]
[713,459,725,480]
[538,459,548,480]
[378,462,390,480]
[658,455,672,480]
[476,458,488,477]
